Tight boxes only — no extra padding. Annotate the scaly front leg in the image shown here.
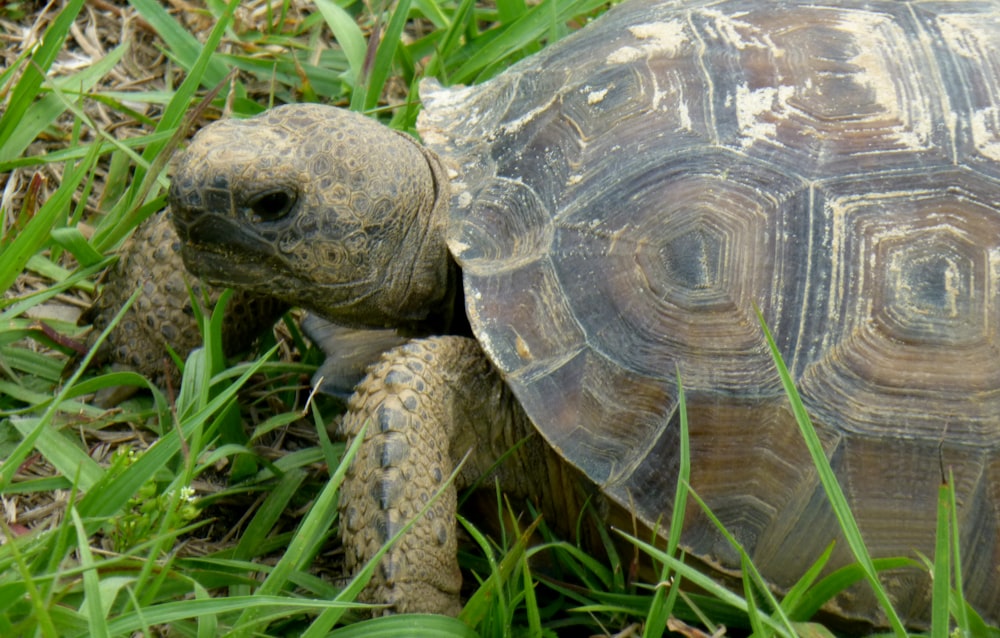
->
[339,335,533,615]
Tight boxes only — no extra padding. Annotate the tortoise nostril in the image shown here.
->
[248,189,296,222]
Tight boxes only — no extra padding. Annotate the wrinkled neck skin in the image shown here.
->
[377,141,464,337]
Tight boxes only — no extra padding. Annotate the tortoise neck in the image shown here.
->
[379,140,459,335]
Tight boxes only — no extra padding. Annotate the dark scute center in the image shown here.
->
[662,228,722,291]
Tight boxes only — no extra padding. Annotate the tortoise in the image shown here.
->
[162,0,1000,627]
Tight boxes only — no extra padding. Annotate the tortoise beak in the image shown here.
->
[170,189,283,286]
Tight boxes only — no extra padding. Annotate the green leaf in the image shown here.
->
[70,507,110,638]
[8,417,103,491]
[779,542,834,619]
[449,0,608,84]
[0,44,126,164]
[931,480,951,638]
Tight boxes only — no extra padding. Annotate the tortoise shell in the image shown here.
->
[418,0,1000,624]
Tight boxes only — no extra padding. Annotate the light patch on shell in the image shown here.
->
[514,332,532,361]
[606,20,688,65]
[936,13,991,58]
[731,10,931,152]
[607,45,643,64]
[420,79,479,112]
[462,286,502,366]
[971,107,1000,161]
[735,84,792,146]
[701,9,773,51]
[419,79,491,146]
[845,13,930,150]
[419,128,453,148]
[499,91,559,135]
[587,88,610,104]
[449,238,473,257]
[676,97,692,130]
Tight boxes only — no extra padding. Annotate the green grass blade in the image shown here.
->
[50,227,105,268]
[94,597,352,637]
[460,509,543,627]
[778,542,834,619]
[8,417,103,490]
[931,481,951,638]
[945,467,976,636]
[0,258,108,321]
[791,557,917,621]
[232,468,307,562]
[496,0,528,23]
[94,0,240,251]
[0,130,174,173]
[76,345,279,521]
[520,542,542,636]
[239,421,370,637]
[355,0,414,112]
[755,305,908,637]
[328,614,477,637]
[460,507,510,627]
[643,374,690,638]
[621,532,789,635]
[127,0,231,87]
[421,0,476,79]
[450,0,608,84]
[315,0,367,85]
[741,557,767,637]
[0,285,138,490]
[70,507,110,638]
[0,516,59,637]
[683,485,798,636]
[667,374,690,560]
[0,142,100,299]
[0,45,126,163]
[0,0,86,155]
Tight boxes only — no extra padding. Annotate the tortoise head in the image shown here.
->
[169,104,456,331]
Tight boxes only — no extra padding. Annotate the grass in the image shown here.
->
[1,0,998,636]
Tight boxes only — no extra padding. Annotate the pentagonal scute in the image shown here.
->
[800,168,1000,445]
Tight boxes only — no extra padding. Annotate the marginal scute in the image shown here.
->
[463,260,585,375]
[798,169,1000,446]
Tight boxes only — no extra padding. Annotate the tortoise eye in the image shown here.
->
[248,189,296,222]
